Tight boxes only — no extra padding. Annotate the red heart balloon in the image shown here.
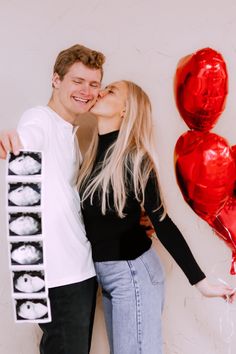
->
[174,130,236,222]
[231,144,236,162]
[209,194,236,274]
[174,47,228,131]
[208,144,236,274]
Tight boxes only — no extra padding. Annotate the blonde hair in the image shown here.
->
[78,80,165,218]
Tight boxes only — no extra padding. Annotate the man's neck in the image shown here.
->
[47,97,77,126]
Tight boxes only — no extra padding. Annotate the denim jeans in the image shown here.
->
[95,247,165,354]
[39,277,97,354]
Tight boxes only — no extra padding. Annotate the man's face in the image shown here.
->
[52,62,102,121]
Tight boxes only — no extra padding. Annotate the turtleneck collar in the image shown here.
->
[95,130,119,160]
[98,130,119,144]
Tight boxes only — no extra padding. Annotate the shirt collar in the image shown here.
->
[46,106,78,135]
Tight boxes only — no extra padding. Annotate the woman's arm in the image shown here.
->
[143,172,235,299]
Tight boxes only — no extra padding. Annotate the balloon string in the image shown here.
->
[219,299,234,354]
[218,278,235,354]
[214,215,236,250]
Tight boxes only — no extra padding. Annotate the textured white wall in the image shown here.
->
[1,1,236,353]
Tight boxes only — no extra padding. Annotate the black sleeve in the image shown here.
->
[143,172,206,285]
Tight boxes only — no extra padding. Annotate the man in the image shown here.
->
[1,44,105,354]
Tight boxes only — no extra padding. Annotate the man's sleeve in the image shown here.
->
[17,108,49,150]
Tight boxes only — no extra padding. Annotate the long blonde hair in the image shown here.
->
[78,80,165,218]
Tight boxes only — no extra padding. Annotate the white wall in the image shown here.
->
[1,1,236,353]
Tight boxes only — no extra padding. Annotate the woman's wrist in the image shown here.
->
[194,277,235,302]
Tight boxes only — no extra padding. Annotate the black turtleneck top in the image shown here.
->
[80,130,205,285]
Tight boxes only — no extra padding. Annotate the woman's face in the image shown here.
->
[91,81,127,122]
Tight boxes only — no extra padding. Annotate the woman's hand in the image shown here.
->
[195,278,236,303]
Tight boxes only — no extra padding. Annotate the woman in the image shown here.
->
[78,80,234,354]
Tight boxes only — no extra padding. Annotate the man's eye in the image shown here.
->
[73,80,82,84]
[90,84,99,88]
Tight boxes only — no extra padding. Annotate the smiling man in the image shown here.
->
[49,50,102,121]
[0,44,105,354]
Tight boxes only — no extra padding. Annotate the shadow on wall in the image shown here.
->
[76,113,98,158]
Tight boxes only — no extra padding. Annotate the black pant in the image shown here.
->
[39,277,98,354]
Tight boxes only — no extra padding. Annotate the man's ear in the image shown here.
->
[52,73,61,89]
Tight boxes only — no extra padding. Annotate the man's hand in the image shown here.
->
[0,130,22,159]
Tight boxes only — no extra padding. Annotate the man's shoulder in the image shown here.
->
[18,106,53,128]
[17,106,56,148]
[20,106,51,120]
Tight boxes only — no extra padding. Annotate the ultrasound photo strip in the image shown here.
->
[8,212,42,237]
[10,241,44,266]
[13,297,51,323]
[8,182,41,207]
[12,270,46,295]
[8,151,42,176]
[6,150,51,323]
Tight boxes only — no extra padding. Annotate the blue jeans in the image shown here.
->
[95,247,165,354]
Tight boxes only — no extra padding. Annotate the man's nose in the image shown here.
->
[79,83,91,96]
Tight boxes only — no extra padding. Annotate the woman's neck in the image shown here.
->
[97,116,121,135]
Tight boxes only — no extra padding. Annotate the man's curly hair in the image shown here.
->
[53,44,105,80]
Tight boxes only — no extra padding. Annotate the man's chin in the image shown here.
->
[75,105,92,114]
